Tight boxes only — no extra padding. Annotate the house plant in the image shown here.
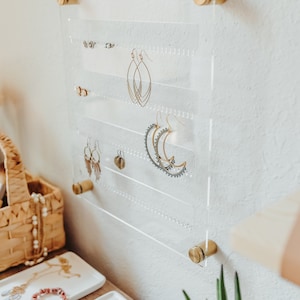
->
[183,265,242,300]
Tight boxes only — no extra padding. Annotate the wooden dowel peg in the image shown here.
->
[194,0,226,5]
[57,0,79,5]
[188,240,218,264]
[72,180,93,195]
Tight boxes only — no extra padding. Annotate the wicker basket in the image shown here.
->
[0,132,65,272]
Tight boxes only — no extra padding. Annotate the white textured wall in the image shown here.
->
[1,1,300,299]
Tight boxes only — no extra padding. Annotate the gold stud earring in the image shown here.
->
[76,86,89,97]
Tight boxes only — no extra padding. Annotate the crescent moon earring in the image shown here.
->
[145,112,168,170]
[154,116,187,177]
[145,112,176,172]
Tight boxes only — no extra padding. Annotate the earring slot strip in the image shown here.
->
[67,18,200,52]
[99,176,193,231]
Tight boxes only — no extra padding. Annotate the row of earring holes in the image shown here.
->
[101,182,193,231]
[90,95,195,121]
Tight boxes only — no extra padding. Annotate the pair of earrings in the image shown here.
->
[145,114,187,178]
[127,48,152,107]
[84,138,101,181]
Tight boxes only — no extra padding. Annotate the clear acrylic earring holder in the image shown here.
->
[60,0,216,262]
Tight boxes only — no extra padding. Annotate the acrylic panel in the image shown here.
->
[60,0,216,261]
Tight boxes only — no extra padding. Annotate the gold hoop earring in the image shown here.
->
[91,140,101,181]
[84,138,92,176]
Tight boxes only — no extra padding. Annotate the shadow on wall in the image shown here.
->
[0,84,24,146]
[222,0,262,27]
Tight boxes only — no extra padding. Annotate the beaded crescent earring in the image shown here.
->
[145,114,187,177]
[145,112,164,170]
[154,126,187,177]
[145,112,175,172]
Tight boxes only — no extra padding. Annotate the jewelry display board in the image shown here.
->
[60,0,217,262]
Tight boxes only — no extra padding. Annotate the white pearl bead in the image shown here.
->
[40,196,46,204]
[32,220,38,226]
[33,244,39,249]
[32,215,38,221]
[33,240,39,245]
[32,228,37,237]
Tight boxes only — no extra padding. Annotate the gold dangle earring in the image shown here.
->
[145,112,163,170]
[114,150,126,170]
[84,138,92,176]
[133,50,152,107]
[91,140,101,181]
[154,115,187,177]
[145,112,174,171]
[127,48,141,105]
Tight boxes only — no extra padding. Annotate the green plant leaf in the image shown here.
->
[217,278,221,300]
[182,289,191,300]
[234,272,242,300]
[219,265,227,300]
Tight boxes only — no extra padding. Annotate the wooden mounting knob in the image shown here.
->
[72,180,93,194]
[188,240,218,264]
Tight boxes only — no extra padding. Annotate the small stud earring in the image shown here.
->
[76,86,88,97]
